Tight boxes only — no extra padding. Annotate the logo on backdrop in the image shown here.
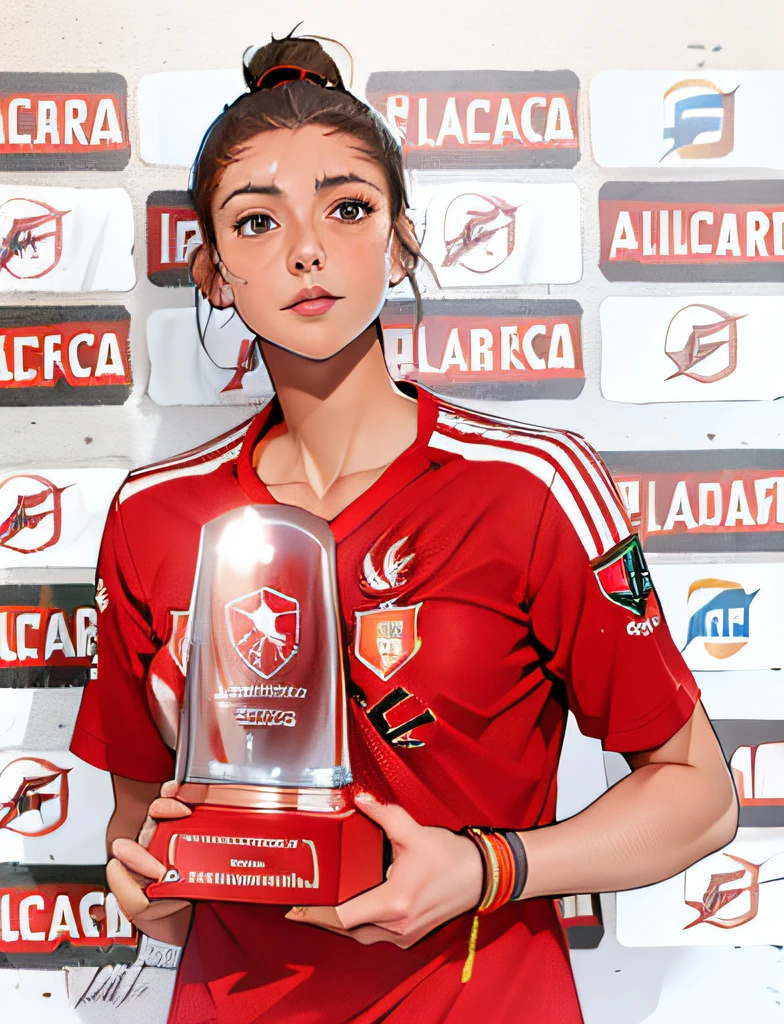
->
[0,72,130,170]
[683,578,759,660]
[0,475,71,554]
[0,199,69,280]
[662,79,738,162]
[381,298,584,399]
[0,305,132,403]
[663,303,746,383]
[0,885,135,953]
[146,190,203,287]
[442,193,522,273]
[226,588,300,679]
[0,603,96,668]
[730,743,784,807]
[0,757,71,836]
[598,181,784,281]
[684,853,762,929]
[364,70,580,169]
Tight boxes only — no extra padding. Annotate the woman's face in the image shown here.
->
[210,124,398,360]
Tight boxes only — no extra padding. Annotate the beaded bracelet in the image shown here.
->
[463,827,528,915]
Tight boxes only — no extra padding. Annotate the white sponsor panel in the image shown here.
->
[0,689,83,749]
[0,187,134,293]
[0,468,126,568]
[0,749,113,864]
[411,181,581,289]
[696,670,784,721]
[591,71,784,169]
[653,562,783,672]
[617,827,784,946]
[600,296,784,403]
[0,690,35,746]
[138,69,245,166]
[147,301,273,405]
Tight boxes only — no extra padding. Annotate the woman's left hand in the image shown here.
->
[284,793,484,948]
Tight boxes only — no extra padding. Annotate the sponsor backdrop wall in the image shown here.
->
[2,0,783,1021]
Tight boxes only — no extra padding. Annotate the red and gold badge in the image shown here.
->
[354,604,422,680]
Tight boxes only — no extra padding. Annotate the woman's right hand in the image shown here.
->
[106,780,194,947]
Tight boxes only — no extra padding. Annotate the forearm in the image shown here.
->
[519,760,738,900]
[107,775,161,858]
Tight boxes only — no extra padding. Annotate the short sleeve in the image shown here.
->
[70,492,175,783]
[526,471,700,754]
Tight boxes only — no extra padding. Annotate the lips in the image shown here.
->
[282,286,340,311]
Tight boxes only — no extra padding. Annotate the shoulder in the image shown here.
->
[426,393,631,560]
[116,414,255,513]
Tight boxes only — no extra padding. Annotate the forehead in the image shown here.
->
[214,124,387,196]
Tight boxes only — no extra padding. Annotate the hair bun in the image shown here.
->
[243,30,344,92]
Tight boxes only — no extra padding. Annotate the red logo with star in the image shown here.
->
[225,587,300,679]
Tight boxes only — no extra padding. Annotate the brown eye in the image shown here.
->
[236,213,277,237]
[330,200,373,222]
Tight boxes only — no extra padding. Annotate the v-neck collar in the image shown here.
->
[235,383,438,543]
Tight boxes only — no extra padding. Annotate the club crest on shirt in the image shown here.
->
[591,533,653,617]
[354,603,422,680]
[226,587,299,679]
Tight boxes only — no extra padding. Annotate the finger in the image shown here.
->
[282,911,404,946]
[148,797,192,820]
[138,815,157,850]
[160,780,180,799]
[343,923,420,947]
[353,793,419,845]
[284,905,343,929]
[134,898,192,923]
[331,880,405,931]
[111,837,166,880]
[106,858,151,921]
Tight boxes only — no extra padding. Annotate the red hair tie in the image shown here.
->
[255,64,331,90]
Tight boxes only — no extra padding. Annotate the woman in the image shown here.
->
[70,31,738,1024]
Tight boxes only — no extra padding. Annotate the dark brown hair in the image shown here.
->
[190,29,429,325]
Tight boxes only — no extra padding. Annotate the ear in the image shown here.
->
[388,214,419,287]
[189,244,234,309]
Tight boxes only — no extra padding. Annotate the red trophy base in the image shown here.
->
[145,789,384,906]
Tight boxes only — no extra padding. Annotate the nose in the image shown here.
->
[287,219,326,275]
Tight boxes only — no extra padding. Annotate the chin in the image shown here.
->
[260,331,367,362]
[255,312,383,362]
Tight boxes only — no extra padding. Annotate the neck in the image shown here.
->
[258,322,418,497]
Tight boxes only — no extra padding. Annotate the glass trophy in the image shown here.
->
[146,505,383,906]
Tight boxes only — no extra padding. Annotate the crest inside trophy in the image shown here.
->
[146,504,383,906]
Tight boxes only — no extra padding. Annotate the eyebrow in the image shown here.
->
[220,183,284,209]
[219,172,383,209]
[314,173,383,194]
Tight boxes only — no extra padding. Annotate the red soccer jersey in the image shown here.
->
[71,384,699,1024]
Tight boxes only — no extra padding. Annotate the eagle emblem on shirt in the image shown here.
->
[226,587,300,679]
[360,533,415,596]
[356,532,422,680]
